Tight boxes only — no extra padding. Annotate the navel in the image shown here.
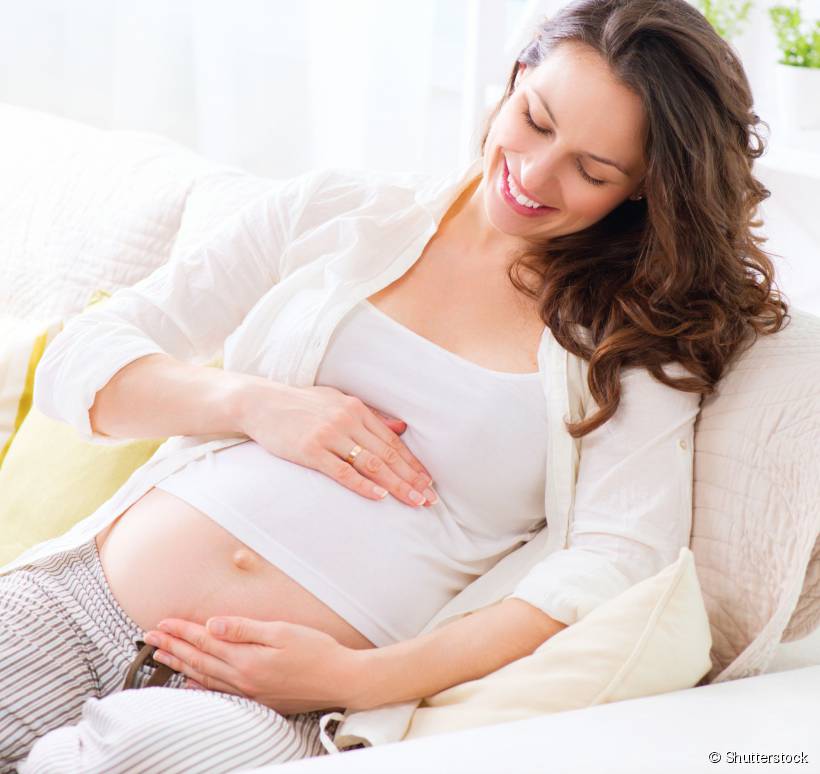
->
[231,548,256,571]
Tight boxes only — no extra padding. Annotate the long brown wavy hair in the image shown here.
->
[479,0,790,438]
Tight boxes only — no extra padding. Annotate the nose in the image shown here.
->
[517,157,558,203]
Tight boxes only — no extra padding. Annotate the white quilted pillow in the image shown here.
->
[0,103,275,322]
[692,307,820,682]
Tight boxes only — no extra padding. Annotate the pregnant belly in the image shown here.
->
[94,487,377,650]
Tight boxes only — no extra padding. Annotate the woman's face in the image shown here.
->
[473,41,648,251]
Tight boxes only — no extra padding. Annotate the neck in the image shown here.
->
[442,175,530,267]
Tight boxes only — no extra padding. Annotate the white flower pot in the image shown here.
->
[774,62,820,150]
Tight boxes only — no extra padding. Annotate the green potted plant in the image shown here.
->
[769,4,820,141]
[694,0,755,42]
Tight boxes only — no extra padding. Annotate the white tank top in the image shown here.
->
[155,299,548,646]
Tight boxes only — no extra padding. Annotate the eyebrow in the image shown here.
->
[528,88,631,176]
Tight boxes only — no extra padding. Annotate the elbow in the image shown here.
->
[502,597,569,640]
[31,344,62,423]
[507,546,640,627]
[31,322,124,443]
[87,393,110,439]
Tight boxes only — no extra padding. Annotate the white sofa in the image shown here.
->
[255,665,820,773]
[2,102,819,772]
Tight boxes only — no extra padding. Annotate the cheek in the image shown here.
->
[490,110,529,148]
[565,186,622,221]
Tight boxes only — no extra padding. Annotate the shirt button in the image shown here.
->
[678,439,688,450]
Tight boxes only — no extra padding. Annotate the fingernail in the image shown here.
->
[409,490,425,505]
[423,487,439,504]
[373,485,388,498]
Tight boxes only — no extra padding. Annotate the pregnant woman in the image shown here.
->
[0,1,788,771]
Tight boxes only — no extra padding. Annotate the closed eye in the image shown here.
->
[521,109,606,187]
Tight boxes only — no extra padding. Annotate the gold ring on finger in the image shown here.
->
[344,443,363,465]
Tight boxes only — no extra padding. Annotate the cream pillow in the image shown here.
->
[404,546,712,740]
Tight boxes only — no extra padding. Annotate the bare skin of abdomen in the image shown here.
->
[94,487,377,651]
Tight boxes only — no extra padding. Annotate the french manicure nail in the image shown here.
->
[409,490,425,505]
[423,487,438,504]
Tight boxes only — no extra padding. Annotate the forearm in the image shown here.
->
[88,352,284,441]
[347,597,567,710]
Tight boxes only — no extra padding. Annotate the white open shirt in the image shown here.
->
[2,157,701,751]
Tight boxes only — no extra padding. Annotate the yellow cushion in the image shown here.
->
[404,547,712,740]
[0,315,63,468]
[0,288,216,565]
[0,405,164,564]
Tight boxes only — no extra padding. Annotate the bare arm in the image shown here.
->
[346,598,567,710]
[87,352,282,441]
[87,352,434,506]
[34,175,323,446]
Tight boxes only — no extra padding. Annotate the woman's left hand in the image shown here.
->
[143,617,366,715]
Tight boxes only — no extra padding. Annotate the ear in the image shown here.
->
[514,62,528,89]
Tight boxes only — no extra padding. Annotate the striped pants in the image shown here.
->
[0,537,329,773]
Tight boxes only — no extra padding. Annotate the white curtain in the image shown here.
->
[0,0,500,178]
[0,0,817,310]
[0,0,815,175]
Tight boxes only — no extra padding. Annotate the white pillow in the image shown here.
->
[0,103,270,321]
[404,546,711,740]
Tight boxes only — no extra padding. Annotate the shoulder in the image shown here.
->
[570,342,701,411]
[315,165,432,193]
[608,362,702,440]
[278,165,432,239]
[572,357,701,447]
[307,165,431,208]
[619,361,699,398]
[279,165,430,205]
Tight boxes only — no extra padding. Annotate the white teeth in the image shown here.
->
[506,172,544,208]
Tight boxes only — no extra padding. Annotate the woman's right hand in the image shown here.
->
[235,380,438,508]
